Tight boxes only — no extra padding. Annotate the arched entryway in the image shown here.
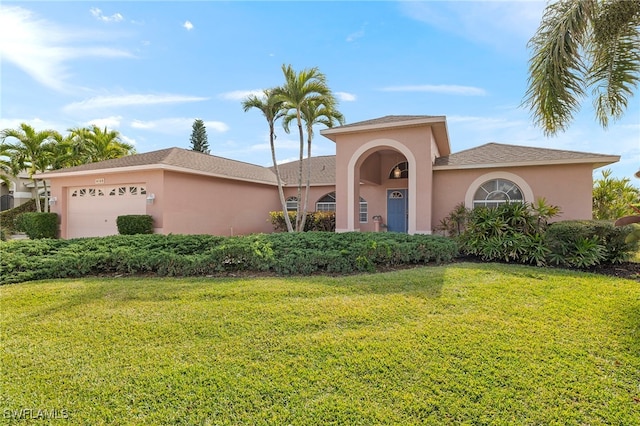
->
[344,139,418,233]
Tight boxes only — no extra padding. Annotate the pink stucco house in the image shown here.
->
[40,115,619,239]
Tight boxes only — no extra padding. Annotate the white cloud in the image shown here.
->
[400,1,546,53]
[131,118,229,133]
[346,27,365,42]
[183,20,194,31]
[64,94,209,111]
[0,117,65,133]
[121,135,137,147]
[90,8,124,23]
[336,92,357,102]
[220,90,264,101]
[86,116,123,129]
[0,6,133,92]
[380,85,487,96]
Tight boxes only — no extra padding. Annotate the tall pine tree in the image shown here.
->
[189,119,210,154]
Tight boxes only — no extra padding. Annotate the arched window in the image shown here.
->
[389,161,408,179]
[286,196,298,211]
[473,179,524,208]
[315,192,368,223]
[316,192,336,212]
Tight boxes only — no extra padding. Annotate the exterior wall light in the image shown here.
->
[48,197,57,206]
[393,166,402,179]
[146,193,155,204]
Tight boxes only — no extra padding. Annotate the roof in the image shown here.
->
[273,156,336,186]
[321,115,451,157]
[38,147,279,185]
[433,142,620,170]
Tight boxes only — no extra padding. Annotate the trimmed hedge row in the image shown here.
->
[15,212,58,239]
[117,215,154,235]
[0,199,37,235]
[0,232,458,285]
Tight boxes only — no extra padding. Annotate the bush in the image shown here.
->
[116,215,154,235]
[0,199,37,235]
[269,211,336,232]
[458,200,560,266]
[0,232,458,284]
[545,220,637,267]
[14,212,58,239]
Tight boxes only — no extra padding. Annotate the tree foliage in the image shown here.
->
[242,64,344,232]
[524,0,640,135]
[1,123,134,212]
[189,119,210,154]
[592,168,640,220]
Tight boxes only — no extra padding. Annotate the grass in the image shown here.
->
[1,263,639,425]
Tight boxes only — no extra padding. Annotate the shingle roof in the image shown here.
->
[331,115,442,129]
[433,143,619,169]
[272,155,336,186]
[41,147,279,185]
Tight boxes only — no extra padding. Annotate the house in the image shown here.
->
[40,115,619,239]
[0,171,40,211]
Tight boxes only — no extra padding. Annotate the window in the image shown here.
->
[286,196,298,211]
[389,161,408,179]
[316,192,336,212]
[315,192,368,223]
[473,179,523,208]
[359,199,368,223]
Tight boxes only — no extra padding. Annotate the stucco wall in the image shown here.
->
[48,169,280,238]
[432,164,596,231]
[334,126,436,233]
[161,171,279,236]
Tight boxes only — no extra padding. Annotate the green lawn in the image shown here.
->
[1,263,639,425]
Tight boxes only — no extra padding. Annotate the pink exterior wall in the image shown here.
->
[333,126,435,233]
[432,164,595,232]
[48,169,280,238]
[161,171,279,236]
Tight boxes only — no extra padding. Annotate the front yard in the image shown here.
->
[2,263,638,424]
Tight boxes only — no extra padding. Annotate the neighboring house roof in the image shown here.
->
[321,115,451,157]
[272,155,336,186]
[433,142,620,170]
[38,147,280,185]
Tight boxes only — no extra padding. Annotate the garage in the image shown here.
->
[67,184,148,238]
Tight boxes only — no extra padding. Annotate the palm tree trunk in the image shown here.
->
[269,125,293,232]
[295,116,304,232]
[299,133,312,232]
[32,178,42,212]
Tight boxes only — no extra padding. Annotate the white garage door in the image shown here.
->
[67,185,148,238]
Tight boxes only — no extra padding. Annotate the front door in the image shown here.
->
[387,189,407,233]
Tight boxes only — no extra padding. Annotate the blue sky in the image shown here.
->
[1,1,638,181]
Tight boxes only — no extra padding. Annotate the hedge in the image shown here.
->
[117,215,154,235]
[15,212,58,239]
[0,232,458,285]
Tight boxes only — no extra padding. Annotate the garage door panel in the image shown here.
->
[67,185,147,238]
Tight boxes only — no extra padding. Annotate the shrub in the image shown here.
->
[0,199,37,235]
[269,211,335,232]
[458,200,560,266]
[116,215,154,235]
[545,220,637,266]
[0,232,458,284]
[15,212,58,239]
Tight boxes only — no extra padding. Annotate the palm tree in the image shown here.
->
[69,125,134,163]
[283,98,344,230]
[524,0,640,136]
[242,89,294,232]
[273,64,332,231]
[0,124,61,212]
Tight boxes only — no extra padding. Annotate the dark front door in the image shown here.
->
[387,189,407,233]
